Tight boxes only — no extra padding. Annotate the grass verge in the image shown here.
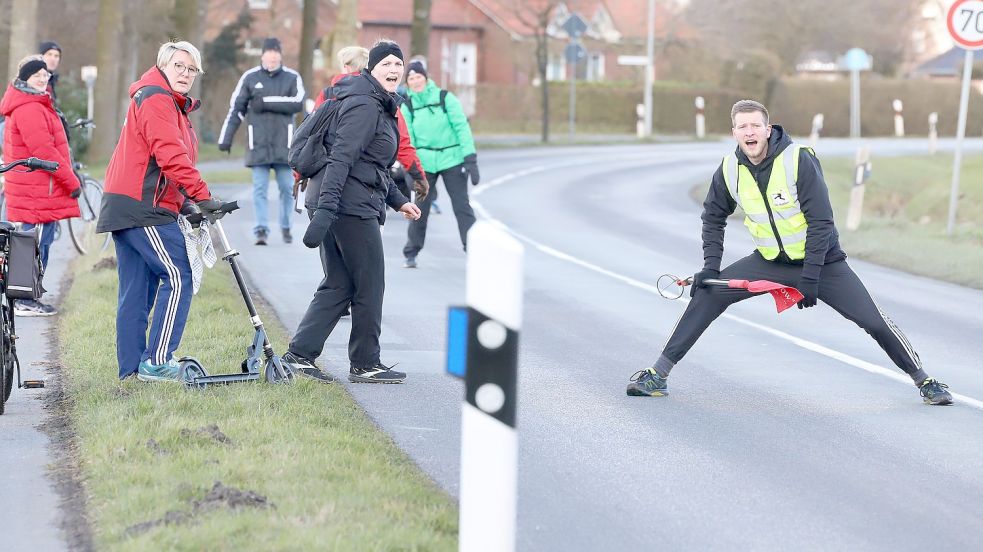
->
[691,152,983,289]
[59,254,457,550]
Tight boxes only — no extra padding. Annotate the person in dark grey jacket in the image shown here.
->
[218,37,305,245]
[281,40,421,384]
[627,99,954,406]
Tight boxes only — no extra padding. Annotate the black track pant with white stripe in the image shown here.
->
[657,253,928,383]
[112,222,193,379]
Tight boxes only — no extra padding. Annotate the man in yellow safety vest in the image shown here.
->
[626,100,953,406]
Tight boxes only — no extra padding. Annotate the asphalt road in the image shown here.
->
[217,138,982,549]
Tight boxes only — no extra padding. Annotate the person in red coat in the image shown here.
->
[0,55,81,316]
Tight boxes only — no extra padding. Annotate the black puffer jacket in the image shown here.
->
[700,125,846,280]
[217,65,305,166]
[303,70,408,224]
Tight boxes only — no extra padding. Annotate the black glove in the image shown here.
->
[196,196,223,212]
[690,268,720,298]
[796,276,820,309]
[303,209,335,249]
[70,186,82,199]
[218,143,231,153]
[463,153,480,186]
[413,178,429,202]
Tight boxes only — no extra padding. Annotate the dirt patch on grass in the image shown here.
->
[91,257,116,271]
[124,481,273,537]
[179,423,234,445]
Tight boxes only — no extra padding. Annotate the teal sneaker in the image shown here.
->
[137,359,183,383]
[627,368,668,397]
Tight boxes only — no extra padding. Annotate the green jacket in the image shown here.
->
[400,80,476,173]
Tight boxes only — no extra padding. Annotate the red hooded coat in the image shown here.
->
[97,67,210,233]
[0,80,80,223]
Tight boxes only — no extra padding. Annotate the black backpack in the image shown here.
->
[404,89,448,122]
[288,99,341,178]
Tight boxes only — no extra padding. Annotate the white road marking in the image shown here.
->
[472,165,983,411]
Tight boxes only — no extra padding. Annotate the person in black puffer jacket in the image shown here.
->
[280,40,422,385]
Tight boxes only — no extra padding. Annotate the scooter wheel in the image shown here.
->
[241,359,249,373]
[178,356,208,384]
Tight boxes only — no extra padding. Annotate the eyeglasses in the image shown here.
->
[172,61,200,77]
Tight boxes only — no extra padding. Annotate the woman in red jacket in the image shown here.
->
[0,55,80,317]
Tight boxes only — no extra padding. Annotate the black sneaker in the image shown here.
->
[349,362,406,384]
[340,304,351,317]
[14,299,57,317]
[282,228,293,244]
[627,368,668,397]
[403,256,417,268]
[281,352,334,383]
[919,378,953,406]
[255,229,268,246]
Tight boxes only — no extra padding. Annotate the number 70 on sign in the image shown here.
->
[949,0,983,50]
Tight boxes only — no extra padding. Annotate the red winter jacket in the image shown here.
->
[0,80,80,224]
[97,67,210,233]
[315,72,426,182]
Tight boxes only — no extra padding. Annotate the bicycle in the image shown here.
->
[0,156,57,414]
[65,119,110,255]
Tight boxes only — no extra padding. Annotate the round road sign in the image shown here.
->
[948,0,983,50]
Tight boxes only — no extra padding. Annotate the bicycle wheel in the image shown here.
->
[68,178,104,255]
[0,299,12,412]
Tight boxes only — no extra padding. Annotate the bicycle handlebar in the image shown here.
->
[184,200,240,226]
[0,157,59,174]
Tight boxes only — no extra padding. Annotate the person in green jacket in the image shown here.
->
[400,60,480,268]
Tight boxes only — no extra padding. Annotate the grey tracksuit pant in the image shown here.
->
[654,252,929,384]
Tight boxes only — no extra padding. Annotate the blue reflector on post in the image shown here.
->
[447,306,469,378]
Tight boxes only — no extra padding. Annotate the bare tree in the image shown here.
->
[324,0,358,71]
[172,0,205,44]
[410,0,432,59]
[7,0,38,82]
[514,1,560,143]
[298,0,317,90]
[90,0,123,160]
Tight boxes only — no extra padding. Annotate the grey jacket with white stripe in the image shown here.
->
[218,65,305,166]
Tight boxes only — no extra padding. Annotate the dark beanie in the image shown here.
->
[406,60,427,79]
[39,40,61,54]
[262,37,281,52]
[18,59,48,82]
[367,42,403,71]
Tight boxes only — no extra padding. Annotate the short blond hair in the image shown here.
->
[17,54,43,70]
[156,41,204,74]
[337,46,368,72]
[731,99,769,127]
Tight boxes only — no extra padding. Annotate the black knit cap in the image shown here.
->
[18,59,48,82]
[406,60,427,79]
[39,40,61,54]
[261,37,281,52]
[367,42,403,71]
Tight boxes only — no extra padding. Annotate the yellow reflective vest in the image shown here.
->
[721,144,811,261]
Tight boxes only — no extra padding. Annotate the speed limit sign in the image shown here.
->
[948,0,983,50]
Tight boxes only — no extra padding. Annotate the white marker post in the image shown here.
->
[893,99,905,137]
[809,113,824,149]
[695,96,706,139]
[945,0,983,235]
[846,146,872,231]
[928,112,939,155]
[447,221,523,552]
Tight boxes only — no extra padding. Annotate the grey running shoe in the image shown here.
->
[282,228,293,244]
[282,352,334,383]
[14,299,57,317]
[626,368,668,397]
[349,362,406,384]
[403,256,417,269]
[919,378,952,406]
[255,229,268,246]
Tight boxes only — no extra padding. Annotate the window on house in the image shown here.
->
[586,52,605,81]
[248,0,271,8]
[547,53,566,81]
[243,39,262,56]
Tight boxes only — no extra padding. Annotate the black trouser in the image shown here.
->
[402,164,475,258]
[655,253,928,383]
[289,214,385,369]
